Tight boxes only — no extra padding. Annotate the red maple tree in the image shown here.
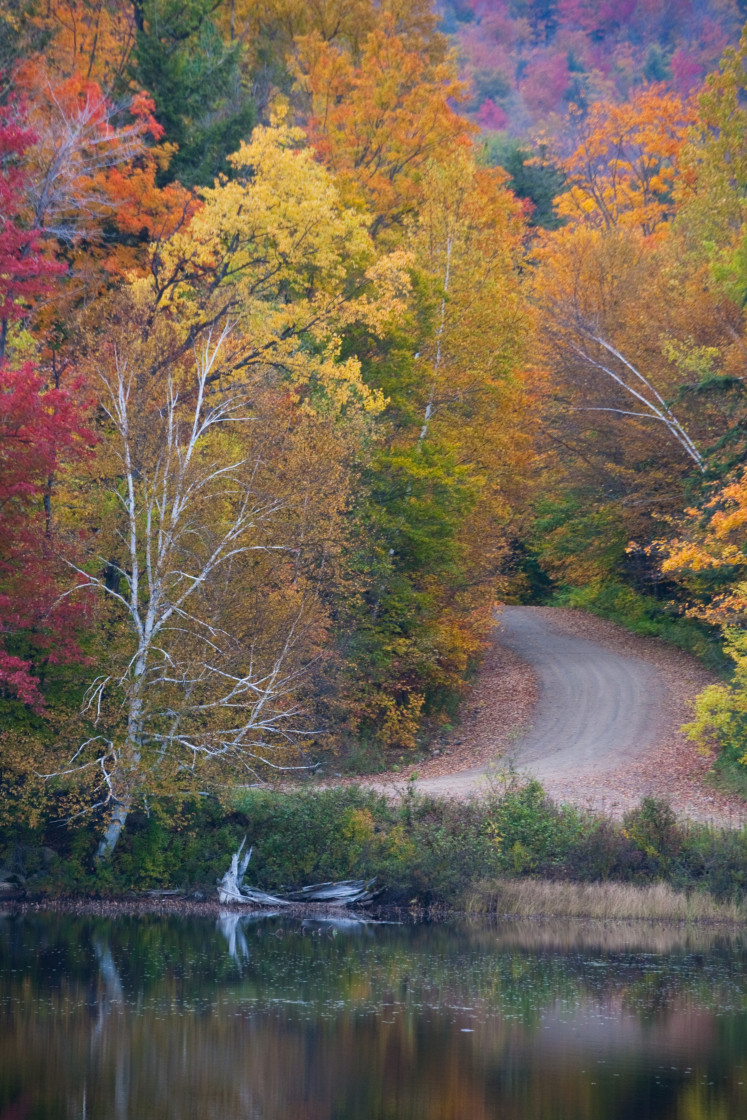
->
[0,101,91,706]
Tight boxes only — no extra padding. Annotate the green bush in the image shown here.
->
[562,818,645,882]
[483,779,584,875]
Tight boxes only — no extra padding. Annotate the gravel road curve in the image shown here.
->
[378,606,746,824]
[492,606,665,776]
[411,606,664,797]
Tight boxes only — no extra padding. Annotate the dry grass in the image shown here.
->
[465,878,747,923]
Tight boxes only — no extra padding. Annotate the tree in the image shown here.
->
[674,22,747,304]
[555,85,695,239]
[14,61,166,248]
[30,0,137,89]
[143,118,408,404]
[0,104,92,705]
[532,223,707,480]
[526,40,747,606]
[481,132,566,230]
[527,215,717,594]
[0,103,65,362]
[47,122,410,853]
[62,327,323,860]
[228,0,439,58]
[661,23,747,482]
[661,470,747,767]
[0,360,91,707]
[6,57,195,334]
[297,18,473,235]
[129,0,256,188]
[333,151,531,753]
[220,0,443,114]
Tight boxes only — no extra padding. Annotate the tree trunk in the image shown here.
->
[96,656,146,862]
[95,799,132,863]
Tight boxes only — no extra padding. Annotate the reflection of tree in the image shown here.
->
[92,936,129,1120]
[93,936,124,1006]
[217,910,287,968]
[1,915,746,1119]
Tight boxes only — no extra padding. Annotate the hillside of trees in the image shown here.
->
[2,0,747,859]
[442,0,744,134]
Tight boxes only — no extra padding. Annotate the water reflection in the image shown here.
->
[1,912,746,1119]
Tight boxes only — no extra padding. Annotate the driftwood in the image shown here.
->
[217,838,377,907]
[217,838,290,906]
[282,880,377,904]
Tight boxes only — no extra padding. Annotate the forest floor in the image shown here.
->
[369,606,747,828]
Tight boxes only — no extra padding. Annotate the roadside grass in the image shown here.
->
[464,878,747,923]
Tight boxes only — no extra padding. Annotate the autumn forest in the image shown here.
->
[3,0,747,861]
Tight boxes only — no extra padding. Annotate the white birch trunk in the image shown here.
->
[418,235,453,449]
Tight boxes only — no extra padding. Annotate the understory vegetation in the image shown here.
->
[3,782,747,916]
[548,582,730,675]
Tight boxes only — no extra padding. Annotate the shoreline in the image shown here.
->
[4,879,747,927]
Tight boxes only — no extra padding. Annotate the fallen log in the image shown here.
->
[217,838,377,907]
[282,879,377,905]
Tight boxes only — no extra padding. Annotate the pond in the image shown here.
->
[1,910,746,1119]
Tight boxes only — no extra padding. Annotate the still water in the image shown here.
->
[1,911,747,1119]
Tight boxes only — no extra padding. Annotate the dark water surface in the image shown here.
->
[2,911,747,1119]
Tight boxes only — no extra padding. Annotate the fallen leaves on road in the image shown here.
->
[374,607,746,828]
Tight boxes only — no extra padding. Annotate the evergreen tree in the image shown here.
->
[129,0,255,188]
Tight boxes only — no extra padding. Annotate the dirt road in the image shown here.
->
[417,607,664,794]
[378,606,746,825]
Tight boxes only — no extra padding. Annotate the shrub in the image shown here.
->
[622,797,682,873]
[484,778,585,875]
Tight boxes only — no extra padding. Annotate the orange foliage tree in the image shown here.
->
[661,472,747,766]
[525,83,713,592]
[555,84,696,238]
[297,18,472,234]
[30,0,136,89]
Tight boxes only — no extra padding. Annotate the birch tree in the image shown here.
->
[533,225,704,471]
[529,221,714,589]
[61,327,319,860]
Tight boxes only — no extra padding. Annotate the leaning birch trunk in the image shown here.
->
[95,799,132,864]
[95,671,145,863]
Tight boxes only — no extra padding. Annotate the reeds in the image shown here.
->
[465,878,747,923]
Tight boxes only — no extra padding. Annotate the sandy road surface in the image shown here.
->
[417,607,664,796]
[374,607,746,825]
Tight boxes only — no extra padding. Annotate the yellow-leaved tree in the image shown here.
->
[325,144,532,754]
[148,118,410,408]
[410,152,531,604]
[47,122,411,859]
